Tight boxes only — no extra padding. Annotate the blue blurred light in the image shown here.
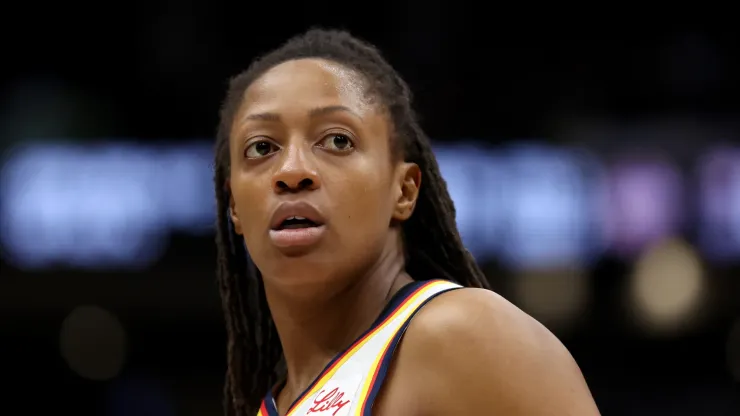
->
[154,142,216,233]
[433,143,507,259]
[0,141,214,270]
[495,144,602,269]
[697,146,740,261]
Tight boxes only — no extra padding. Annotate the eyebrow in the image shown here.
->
[243,105,362,122]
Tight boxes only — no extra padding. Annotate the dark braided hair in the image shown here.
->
[214,28,491,415]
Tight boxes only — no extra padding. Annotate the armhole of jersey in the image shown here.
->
[360,286,463,415]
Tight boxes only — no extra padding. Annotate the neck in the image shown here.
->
[264,236,412,407]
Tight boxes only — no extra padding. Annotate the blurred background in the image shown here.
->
[1,5,739,415]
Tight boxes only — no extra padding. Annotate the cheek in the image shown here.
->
[232,181,270,237]
[328,163,394,236]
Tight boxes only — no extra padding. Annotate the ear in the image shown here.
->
[392,162,421,222]
[226,180,244,235]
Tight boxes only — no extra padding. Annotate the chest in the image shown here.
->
[275,366,423,416]
[279,357,386,416]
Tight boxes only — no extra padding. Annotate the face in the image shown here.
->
[228,59,420,290]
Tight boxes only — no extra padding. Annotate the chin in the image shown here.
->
[274,244,323,258]
[264,251,332,280]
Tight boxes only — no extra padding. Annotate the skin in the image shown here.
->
[228,58,601,415]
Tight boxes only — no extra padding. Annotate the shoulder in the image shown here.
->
[397,287,600,415]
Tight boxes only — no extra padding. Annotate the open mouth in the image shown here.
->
[274,216,322,230]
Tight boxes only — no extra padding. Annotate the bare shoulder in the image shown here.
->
[409,288,556,357]
[396,287,601,415]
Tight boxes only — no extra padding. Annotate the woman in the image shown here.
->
[214,29,600,416]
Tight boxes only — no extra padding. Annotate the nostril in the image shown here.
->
[274,177,315,193]
[298,178,313,189]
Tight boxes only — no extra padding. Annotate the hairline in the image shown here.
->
[223,57,403,168]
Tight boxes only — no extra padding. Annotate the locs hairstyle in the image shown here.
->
[213,28,490,415]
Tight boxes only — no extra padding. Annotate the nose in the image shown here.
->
[272,144,321,193]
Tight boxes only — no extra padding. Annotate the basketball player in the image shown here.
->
[213,29,600,415]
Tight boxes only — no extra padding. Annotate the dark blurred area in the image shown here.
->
[1,4,739,415]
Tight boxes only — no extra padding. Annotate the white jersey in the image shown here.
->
[257,279,462,416]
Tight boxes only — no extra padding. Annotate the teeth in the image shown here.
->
[287,216,306,221]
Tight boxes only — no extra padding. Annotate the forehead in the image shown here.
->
[240,58,374,115]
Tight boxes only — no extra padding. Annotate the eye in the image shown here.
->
[317,133,354,153]
[245,140,280,159]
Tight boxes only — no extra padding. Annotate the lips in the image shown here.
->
[268,202,327,250]
[270,201,326,231]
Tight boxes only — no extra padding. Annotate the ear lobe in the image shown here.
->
[393,163,421,222]
[226,180,244,235]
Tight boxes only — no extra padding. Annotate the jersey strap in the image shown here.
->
[257,279,462,416]
[353,280,461,415]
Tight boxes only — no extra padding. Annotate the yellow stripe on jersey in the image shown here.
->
[283,280,448,416]
[351,281,453,415]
